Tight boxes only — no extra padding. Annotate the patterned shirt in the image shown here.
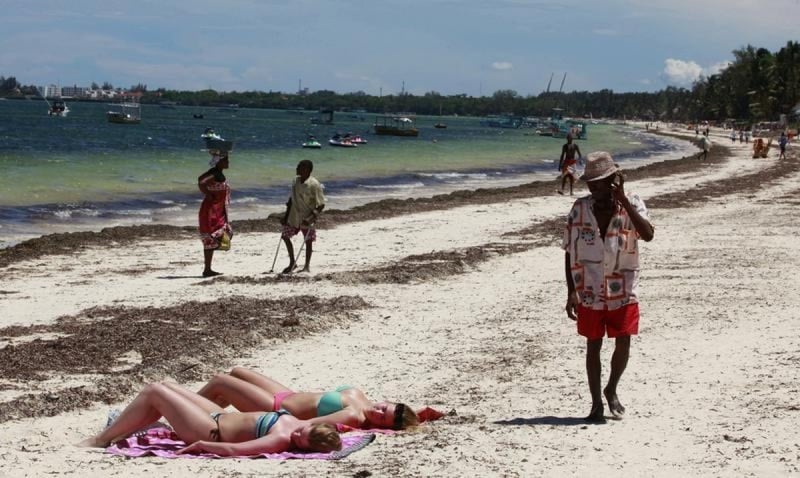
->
[561,193,650,311]
[287,176,325,228]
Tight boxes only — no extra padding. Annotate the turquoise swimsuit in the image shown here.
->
[316,386,353,416]
[255,410,290,438]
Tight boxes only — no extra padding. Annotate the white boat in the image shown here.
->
[329,134,357,147]
[343,132,368,144]
[107,99,141,124]
[48,100,70,117]
[302,136,322,149]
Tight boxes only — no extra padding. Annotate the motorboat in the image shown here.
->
[302,136,322,149]
[48,100,70,117]
[329,134,357,147]
[343,132,368,145]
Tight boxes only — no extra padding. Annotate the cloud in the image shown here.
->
[639,79,651,85]
[491,61,513,71]
[704,61,731,76]
[661,58,734,85]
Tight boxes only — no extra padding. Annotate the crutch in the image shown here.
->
[268,234,282,273]
[293,227,315,265]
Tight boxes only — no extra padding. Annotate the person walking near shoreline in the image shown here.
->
[198,151,232,277]
[561,152,655,422]
[779,132,788,160]
[557,133,582,195]
[698,132,712,160]
[280,160,325,274]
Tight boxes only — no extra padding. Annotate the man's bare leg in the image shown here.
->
[604,335,630,418]
[586,338,605,422]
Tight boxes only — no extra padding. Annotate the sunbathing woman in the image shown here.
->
[197,367,419,431]
[78,381,341,456]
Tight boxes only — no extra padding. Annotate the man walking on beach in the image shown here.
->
[557,133,582,195]
[562,152,655,422]
[280,160,325,274]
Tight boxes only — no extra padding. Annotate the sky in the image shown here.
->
[1,0,798,96]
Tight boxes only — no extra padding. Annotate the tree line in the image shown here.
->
[2,42,798,123]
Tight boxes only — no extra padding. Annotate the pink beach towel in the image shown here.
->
[106,427,375,460]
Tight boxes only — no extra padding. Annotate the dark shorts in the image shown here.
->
[281,224,316,242]
[577,303,639,340]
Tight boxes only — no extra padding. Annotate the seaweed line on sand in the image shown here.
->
[0,294,369,422]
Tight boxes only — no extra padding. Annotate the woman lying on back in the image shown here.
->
[78,381,341,456]
[197,367,419,431]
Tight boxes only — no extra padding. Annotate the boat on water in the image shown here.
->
[434,104,447,129]
[329,134,357,147]
[107,99,141,124]
[193,113,205,119]
[480,115,523,129]
[542,108,588,139]
[343,132,368,144]
[47,100,70,117]
[302,136,322,149]
[374,115,419,137]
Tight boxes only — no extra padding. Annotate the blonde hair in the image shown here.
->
[395,403,420,430]
[307,424,342,452]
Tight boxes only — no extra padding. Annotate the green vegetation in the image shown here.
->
[2,42,798,122]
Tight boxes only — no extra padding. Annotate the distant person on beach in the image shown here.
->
[198,151,233,277]
[78,381,341,455]
[779,132,788,160]
[280,159,325,274]
[730,129,737,142]
[698,134,712,160]
[558,133,583,195]
[562,152,655,422]
[197,367,420,430]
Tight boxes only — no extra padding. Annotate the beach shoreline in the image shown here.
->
[1,128,798,477]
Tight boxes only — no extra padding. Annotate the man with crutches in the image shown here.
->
[278,159,325,274]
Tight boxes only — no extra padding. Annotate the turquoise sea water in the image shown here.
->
[0,100,694,247]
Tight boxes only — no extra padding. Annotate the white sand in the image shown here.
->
[1,133,798,477]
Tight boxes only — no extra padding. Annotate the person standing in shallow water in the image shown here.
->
[280,159,325,274]
[198,152,232,277]
[562,152,655,422]
[557,133,582,195]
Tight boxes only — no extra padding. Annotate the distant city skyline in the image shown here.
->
[2,1,799,96]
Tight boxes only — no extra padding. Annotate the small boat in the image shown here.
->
[302,136,322,149]
[434,104,447,128]
[193,113,204,119]
[48,100,70,117]
[374,115,419,137]
[329,134,357,147]
[107,99,141,124]
[343,132,368,144]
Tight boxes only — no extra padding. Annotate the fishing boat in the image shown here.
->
[107,99,141,124]
[480,115,523,129]
[374,115,419,137]
[329,134,357,147]
[302,136,322,149]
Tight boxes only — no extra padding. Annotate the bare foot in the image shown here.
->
[280,263,296,275]
[557,190,564,195]
[202,270,222,278]
[297,266,310,273]
[604,387,626,419]
[77,437,107,448]
[584,403,606,423]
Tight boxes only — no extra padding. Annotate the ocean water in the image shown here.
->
[0,100,695,247]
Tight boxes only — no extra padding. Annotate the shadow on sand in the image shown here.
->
[494,416,604,426]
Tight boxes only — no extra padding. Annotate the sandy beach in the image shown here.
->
[1,128,798,477]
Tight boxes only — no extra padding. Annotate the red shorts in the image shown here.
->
[577,303,639,339]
